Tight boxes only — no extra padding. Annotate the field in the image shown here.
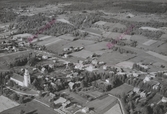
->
[115,61,134,69]
[146,51,167,62]
[46,39,70,53]
[87,95,118,114]
[108,83,133,96]
[85,41,108,52]
[104,103,122,114]
[98,51,136,65]
[1,100,59,114]
[143,40,157,46]
[0,95,19,113]
[103,32,132,40]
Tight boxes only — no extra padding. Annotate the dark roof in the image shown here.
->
[11,73,24,82]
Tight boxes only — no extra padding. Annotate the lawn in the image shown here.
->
[98,51,136,65]
[87,95,117,113]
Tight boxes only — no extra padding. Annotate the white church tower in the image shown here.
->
[24,69,31,87]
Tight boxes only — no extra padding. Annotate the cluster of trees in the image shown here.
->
[0,70,12,87]
[133,63,149,72]
[2,88,33,104]
[121,91,167,114]
[73,70,127,92]
[31,76,68,92]
[69,12,102,28]
[112,27,164,39]
[42,22,76,36]
[112,46,136,54]
[72,30,88,38]
[119,1,167,13]
[0,10,18,23]
[16,13,50,34]
[106,38,137,48]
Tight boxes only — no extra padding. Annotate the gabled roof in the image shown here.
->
[11,73,24,82]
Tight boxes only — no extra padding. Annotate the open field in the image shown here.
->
[1,100,59,114]
[0,95,19,113]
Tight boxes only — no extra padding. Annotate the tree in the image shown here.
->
[20,110,25,114]
[10,93,19,101]
[19,96,24,104]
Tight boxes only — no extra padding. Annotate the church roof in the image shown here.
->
[11,73,24,82]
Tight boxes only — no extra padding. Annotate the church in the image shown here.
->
[10,69,31,87]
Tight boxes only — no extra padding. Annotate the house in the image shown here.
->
[140,91,146,98]
[133,87,140,94]
[68,82,75,90]
[143,76,151,83]
[161,97,167,103]
[81,107,89,113]
[54,97,67,105]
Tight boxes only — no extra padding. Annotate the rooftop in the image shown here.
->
[11,73,24,82]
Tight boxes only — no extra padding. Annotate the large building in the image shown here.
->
[10,69,31,87]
